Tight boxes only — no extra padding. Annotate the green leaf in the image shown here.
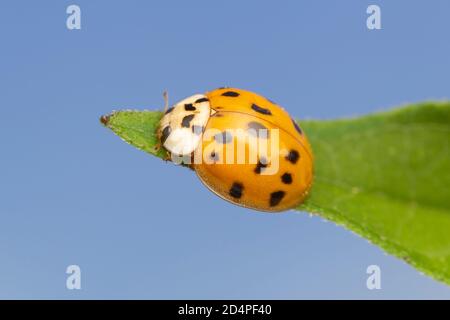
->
[298,102,450,285]
[100,102,450,285]
[100,110,168,159]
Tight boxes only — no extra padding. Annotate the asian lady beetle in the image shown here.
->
[157,88,313,212]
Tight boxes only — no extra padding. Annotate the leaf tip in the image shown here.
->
[100,113,112,127]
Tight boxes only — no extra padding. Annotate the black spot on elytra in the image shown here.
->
[292,118,303,135]
[254,157,269,174]
[165,106,174,114]
[210,151,219,162]
[214,131,233,144]
[221,91,240,97]
[270,191,285,207]
[285,150,300,164]
[181,114,195,128]
[184,103,196,111]
[251,103,272,115]
[229,182,243,199]
[247,121,269,139]
[281,173,293,184]
[161,126,171,144]
[195,97,209,104]
[192,125,204,135]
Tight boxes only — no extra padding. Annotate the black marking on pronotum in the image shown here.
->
[195,97,209,104]
[214,131,233,144]
[254,157,269,174]
[161,126,171,144]
[210,151,219,162]
[229,182,243,199]
[181,114,195,128]
[281,173,293,184]
[285,150,300,164]
[165,106,174,114]
[251,103,272,115]
[247,121,270,139]
[292,118,303,135]
[184,103,196,111]
[192,125,204,135]
[221,91,240,97]
[270,191,285,206]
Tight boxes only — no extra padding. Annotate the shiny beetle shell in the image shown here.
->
[157,88,313,212]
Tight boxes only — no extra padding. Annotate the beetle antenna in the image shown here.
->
[163,90,169,113]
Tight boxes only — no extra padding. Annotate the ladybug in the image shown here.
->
[157,88,313,212]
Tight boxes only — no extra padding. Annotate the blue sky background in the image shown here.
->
[0,0,449,299]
